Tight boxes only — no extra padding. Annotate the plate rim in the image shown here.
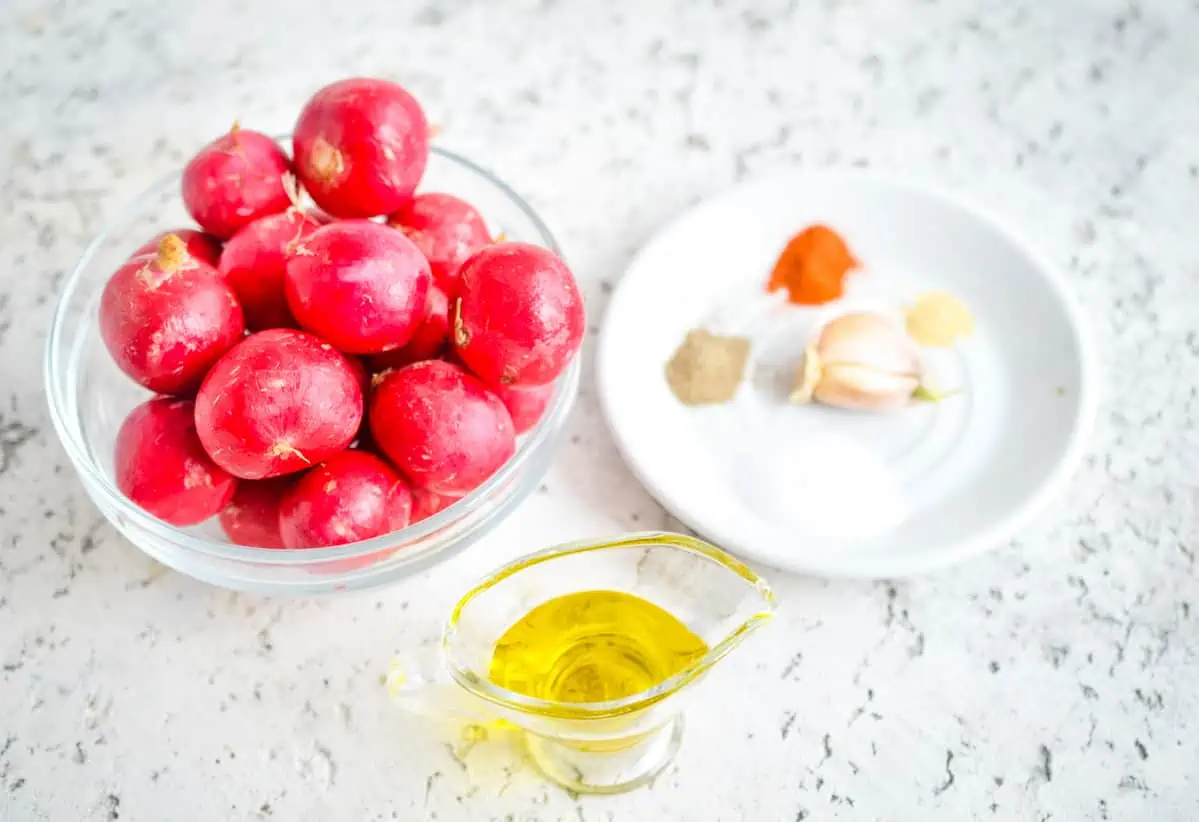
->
[595,168,1100,579]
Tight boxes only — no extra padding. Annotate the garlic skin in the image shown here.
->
[790,312,924,413]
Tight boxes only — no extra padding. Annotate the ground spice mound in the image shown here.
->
[767,224,858,305]
[665,330,751,406]
[905,291,975,347]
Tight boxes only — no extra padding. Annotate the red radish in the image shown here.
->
[100,234,244,394]
[195,329,363,479]
[370,360,515,496]
[293,78,429,218]
[345,355,373,444]
[279,451,413,548]
[493,382,555,435]
[218,209,323,330]
[182,124,294,239]
[218,478,291,548]
[453,243,585,386]
[133,229,222,266]
[346,355,371,397]
[115,398,237,526]
[285,220,431,354]
[410,487,456,524]
[368,286,449,370]
[387,193,491,292]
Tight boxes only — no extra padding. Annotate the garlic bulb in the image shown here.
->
[790,312,924,413]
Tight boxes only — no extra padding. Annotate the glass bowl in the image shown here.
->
[45,146,580,596]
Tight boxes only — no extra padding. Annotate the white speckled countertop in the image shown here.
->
[3,0,1198,819]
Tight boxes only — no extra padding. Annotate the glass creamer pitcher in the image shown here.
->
[390,532,776,794]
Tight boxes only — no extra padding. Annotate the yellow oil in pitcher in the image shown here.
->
[488,590,708,704]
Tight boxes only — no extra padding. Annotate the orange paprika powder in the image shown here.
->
[766,224,859,305]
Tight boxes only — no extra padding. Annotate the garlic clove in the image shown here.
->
[790,311,935,413]
[814,312,922,378]
[813,363,920,412]
[789,343,822,404]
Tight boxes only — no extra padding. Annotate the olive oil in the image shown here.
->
[488,590,709,704]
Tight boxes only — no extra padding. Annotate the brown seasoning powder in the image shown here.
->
[665,330,751,406]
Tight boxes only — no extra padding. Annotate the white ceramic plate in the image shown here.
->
[597,171,1097,578]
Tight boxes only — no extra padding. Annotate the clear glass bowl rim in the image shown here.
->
[44,144,578,568]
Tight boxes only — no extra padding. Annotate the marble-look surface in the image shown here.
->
[2,0,1197,819]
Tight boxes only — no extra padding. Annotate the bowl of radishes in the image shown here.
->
[45,78,583,595]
